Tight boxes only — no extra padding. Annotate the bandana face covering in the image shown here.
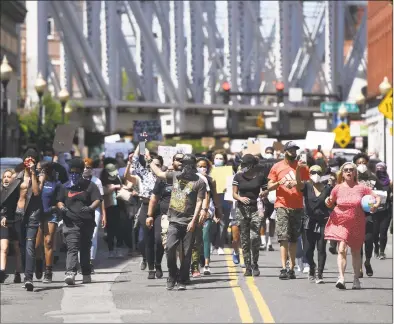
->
[66,172,82,188]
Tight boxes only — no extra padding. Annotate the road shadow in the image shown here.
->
[189,278,233,285]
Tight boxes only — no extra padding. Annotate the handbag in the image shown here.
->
[116,187,132,202]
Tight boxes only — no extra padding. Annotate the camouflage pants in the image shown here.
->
[191,225,203,270]
[236,205,262,267]
[275,208,303,243]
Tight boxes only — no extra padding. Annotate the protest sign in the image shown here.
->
[243,141,261,155]
[211,166,233,194]
[258,138,277,153]
[176,144,193,154]
[305,131,335,151]
[133,120,163,142]
[104,142,135,158]
[104,134,121,143]
[230,139,247,153]
[52,125,77,153]
[224,175,235,201]
[158,146,181,167]
[201,137,216,148]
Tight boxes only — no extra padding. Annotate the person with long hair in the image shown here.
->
[325,162,381,290]
[233,154,268,276]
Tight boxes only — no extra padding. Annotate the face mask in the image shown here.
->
[42,156,52,162]
[3,181,9,187]
[310,174,321,183]
[286,153,296,161]
[67,172,82,188]
[357,164,368,174]
[197,167,207,174]
[83,169,93,178]
[264,154,273,159]
[214,159,224,167]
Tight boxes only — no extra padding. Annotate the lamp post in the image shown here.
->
[58,88,69,124]
[379,77,392,163]
[0,56,12,157]
[35,73,47,152]
[338,104,348,122]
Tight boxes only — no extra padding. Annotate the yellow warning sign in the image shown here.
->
[378,88,393,120]
[333,122,351,148]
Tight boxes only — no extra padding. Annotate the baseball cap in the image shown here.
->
[105,163,118,177]
[283,141,300,151]
[241,154,257,165]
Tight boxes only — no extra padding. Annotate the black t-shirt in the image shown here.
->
[56,179,102,225]
[0,185,20,220]
[233,173,267,207]
[152,179,173,216]
[302,182,332,222]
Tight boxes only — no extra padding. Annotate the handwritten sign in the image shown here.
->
[176,144,193,154]
[52,125,76,153]
[158,146,181,167]
[243,141,261,155]
[211,166,233,194]
[104,142,135,158]
[305,131,335,151]
[224,175,234,201]
[133,120,163,142]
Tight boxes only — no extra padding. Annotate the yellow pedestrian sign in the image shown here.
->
[378,88,393,120]
[333,122,351,148]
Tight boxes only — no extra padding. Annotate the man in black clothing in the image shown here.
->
[56,158,102,285]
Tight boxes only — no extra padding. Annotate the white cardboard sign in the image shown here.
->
[305,131,336,151]
[158,146,181,167]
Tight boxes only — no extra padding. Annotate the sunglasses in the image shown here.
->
[343,168,354,173]
[310,171,322,176]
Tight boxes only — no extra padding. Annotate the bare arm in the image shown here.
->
[267,179,280,192]
[149,161,167,180]
[90,200,101,210]
[296,165,306,192]
[192,197,204,225]
[31,168,41,196]
[147,194,159,218]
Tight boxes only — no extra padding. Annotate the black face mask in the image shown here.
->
[286,153,296,161]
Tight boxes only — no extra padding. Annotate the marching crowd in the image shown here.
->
[0,141,392,292]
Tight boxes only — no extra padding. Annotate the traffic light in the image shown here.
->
[276,81,284,107]
[222,81,231,104]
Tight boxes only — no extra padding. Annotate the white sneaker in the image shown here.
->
[203,266,211,275]
[64,273,75,286]
[108,251,116,258]
[116,249,125,258]
[296,258,304,272]
[352,278,361,290]
[217,248,225,255]
[335,278,346,290]
[303,264,310,274]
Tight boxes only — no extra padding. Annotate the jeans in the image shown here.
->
[296,230,309,263]
[22,211,41,281]
[63,221,95,275]
[211,196,231,248]
[90,210,101,260]
[166,222,195,283]
[373,210,391,253]
[305,227,327,275]
[145,216,164,270]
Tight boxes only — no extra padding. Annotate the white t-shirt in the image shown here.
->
[91,176,104,216]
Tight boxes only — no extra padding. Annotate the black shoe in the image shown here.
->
[279,268,288,280]
[35,259,43,280]
[24,279,34,292]
[244,267,252,277]
[148,270,156,279]
[287,269,296,279]
[268,245,274,251]
[155,265,163,279]
[328,246,337,255]
[13,272,22,284]
[166,278,176,290]
[90,262,95,274]
[0,270,6,283]
[252,264,260,277]
[42,271,53,284]
[364,261,373,277]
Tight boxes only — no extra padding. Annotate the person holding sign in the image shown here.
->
[232,154,268,277]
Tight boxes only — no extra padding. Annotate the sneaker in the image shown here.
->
[279,269,288,280]
[260,244,266,251]
[352,278,361,290]
[191,270,201,278]
[296,258,303,272]
[90,262,95,274]
[178,282,187,290]
[308,268,316,282]
[252,264,260,277]
[328,246,337,255]
[64,273,76,286]
[335,278,346,290]
[108,251,116,259]
[35,259,43,280]
[232,252,240,265]
[155,265,163,279]
[364,261,373,277]
[287,269,296,279]
[0,270,6,283]
[217,247,225,255]
[166,278,176,290]
[240,263,246,268]
[244,267,252,277]
[359,268,364,278]
[268,245,274,251]
[315,274,324,284]
[379,252,386,260]
[13,272,22,284]
[148,270,156,279]
[82,274,92,284]
[23,279,34,291]
[116,249,125,258]
[203,266,211,275]
[140,260,147,270]
[42,271,53,283]
[303,264,310,274]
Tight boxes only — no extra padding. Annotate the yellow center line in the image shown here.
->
[224,252,254,323]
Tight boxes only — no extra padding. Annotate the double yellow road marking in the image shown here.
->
[225,248,275,323]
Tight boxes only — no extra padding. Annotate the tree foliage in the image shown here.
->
[18,93,68,147]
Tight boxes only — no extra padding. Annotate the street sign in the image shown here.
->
[333,122,351,148]
[350,120,368,137]
[320,102,360,113]
[378,88,393,120]
[289,88,303,102]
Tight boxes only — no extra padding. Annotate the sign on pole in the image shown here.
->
[320,102,360,113]
[333,122,351,148]
[288,88,303,102]
[350,120,368,137]
[378,88,393,120]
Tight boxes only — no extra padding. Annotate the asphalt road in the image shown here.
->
[1,234,392,323]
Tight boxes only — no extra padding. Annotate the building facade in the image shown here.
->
[0,0,27,157]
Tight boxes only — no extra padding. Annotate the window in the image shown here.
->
[47,18,55,37]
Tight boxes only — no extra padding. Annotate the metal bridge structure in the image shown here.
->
[27,1,367,134]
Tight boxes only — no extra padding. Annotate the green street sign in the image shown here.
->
[320,102,360,113]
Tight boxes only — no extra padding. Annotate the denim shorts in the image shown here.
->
[43,212,59,224]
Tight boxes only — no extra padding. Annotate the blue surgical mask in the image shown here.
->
[214,159,224,167]
[66,172,82,188]
[197,167,207,174]
[43,156,52,162]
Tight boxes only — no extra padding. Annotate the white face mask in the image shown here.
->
[197,167,207,174]
[357,164,368,174]
[310,174,321,183]
[83,169,93,178]
[214,159,224,167]
[264,154,273,159]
